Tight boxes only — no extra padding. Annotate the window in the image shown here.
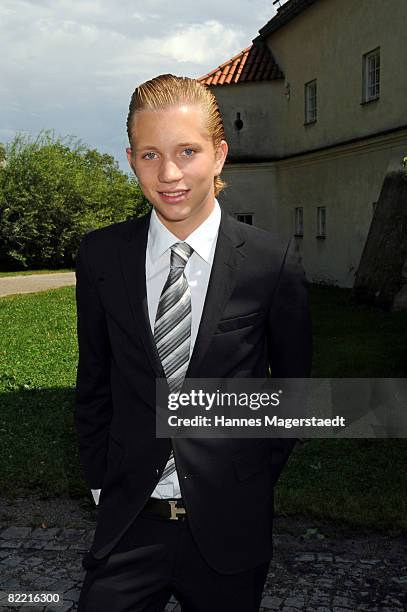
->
[294,207,304,236]
[317,206,326,237]
[236,214,253,225]
[363,48,380,102]
[305,80,317,123]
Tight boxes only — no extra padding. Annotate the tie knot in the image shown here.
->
[170,242,193,270]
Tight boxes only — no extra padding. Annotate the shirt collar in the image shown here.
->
[148,199,221,264]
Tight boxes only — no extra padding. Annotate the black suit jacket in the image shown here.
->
[74,208,312,573]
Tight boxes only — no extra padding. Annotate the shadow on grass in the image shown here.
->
[0,387,84,499]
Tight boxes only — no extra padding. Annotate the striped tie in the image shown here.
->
[154,242,193,483]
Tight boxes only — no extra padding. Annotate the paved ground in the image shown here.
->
[0,273,75,298]
[0,524,405,611]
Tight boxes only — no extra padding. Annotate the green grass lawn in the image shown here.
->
[0,269,74,277]
[310,286,407,376]
[0,285,406,531]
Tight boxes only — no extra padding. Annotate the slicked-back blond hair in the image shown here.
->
[126,74,227,197]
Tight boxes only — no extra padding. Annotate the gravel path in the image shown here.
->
[0,273,75,298]
[0,524,406,611]
[0,495,406,611]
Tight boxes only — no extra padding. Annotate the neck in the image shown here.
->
[156,199,215,240]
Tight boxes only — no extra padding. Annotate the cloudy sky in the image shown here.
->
[0,0,278,171]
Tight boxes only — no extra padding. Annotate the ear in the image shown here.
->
[214,140,228,176]
[126,147,136,174]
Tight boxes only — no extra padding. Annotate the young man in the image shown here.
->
[75,74,312,611]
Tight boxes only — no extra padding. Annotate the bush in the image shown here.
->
[0,131,150,270]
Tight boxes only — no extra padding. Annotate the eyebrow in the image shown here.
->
[135,142,202,152]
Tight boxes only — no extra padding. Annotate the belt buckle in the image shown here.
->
[168,500,186,520]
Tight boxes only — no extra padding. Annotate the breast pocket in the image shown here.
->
[215,312,262,334]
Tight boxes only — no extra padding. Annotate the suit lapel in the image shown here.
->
[186,208,246,377]
[118,211,165,378]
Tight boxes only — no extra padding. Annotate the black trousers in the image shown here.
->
[78,511,270,612]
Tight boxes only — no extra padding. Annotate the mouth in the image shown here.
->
[158,189,190,203]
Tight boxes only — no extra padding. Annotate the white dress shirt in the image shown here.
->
[91,199,221,505]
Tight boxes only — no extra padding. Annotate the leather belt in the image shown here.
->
[141,497,187,521]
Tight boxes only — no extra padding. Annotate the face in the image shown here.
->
[126,104,228,238]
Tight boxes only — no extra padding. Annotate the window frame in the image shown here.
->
[362,47,380,103]
[294,206,304,237]
[316,206,326,238]
[304,79,317,124]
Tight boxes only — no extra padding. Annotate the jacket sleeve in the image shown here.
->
[266,238,313,484]
[74,232,113,490]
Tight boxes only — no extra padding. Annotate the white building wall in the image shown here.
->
[220,130,407,287]
[210,0,407,287]
[218,163,278,230]
[214,0,407,161]
[212,82,280,159]
[262,0,407,155]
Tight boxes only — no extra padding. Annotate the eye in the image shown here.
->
[182,148,195,157]
[142,152,157,160]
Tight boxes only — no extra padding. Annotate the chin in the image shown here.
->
[155,202,193,219]
[158,209,192,223]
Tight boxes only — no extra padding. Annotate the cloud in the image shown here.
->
[152,20,244,65]
[0,0,277,169]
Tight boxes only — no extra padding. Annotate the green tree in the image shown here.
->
[0,130,150,270]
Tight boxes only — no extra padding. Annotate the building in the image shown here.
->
[198,0,407,286]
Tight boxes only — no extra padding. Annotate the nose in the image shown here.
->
[158,159,183,183]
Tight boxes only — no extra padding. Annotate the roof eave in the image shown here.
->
[254,0,320,42]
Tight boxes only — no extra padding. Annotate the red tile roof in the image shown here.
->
[198,43,283,86]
